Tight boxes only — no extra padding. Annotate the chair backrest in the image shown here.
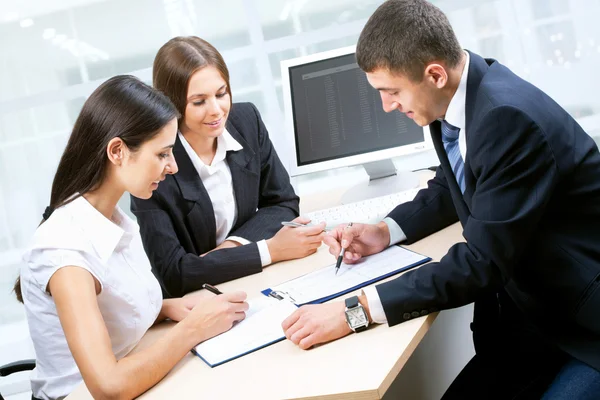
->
[0,359,35,400]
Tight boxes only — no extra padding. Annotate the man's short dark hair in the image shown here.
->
[356,0,463,81]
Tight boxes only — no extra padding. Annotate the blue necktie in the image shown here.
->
[441,120,466,193]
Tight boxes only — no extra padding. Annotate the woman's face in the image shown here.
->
[181,66,231,139]
[123,117,179,200]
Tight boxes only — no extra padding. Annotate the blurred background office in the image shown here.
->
[1,0,599,398]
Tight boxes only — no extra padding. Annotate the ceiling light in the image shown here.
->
[3,12,19,23]
[42,28,56,40]
[20,18,34,28]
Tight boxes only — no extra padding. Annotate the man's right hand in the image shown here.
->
[323,221,390,263]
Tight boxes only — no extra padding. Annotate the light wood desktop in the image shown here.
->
[67,172,464,400]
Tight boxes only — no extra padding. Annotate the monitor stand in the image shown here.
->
[340,159,419,204]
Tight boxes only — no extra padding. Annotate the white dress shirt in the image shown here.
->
[366,51,471,323]
[21,196,163,400]
[178,130,272,266]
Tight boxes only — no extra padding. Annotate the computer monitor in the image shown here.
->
[281,46,432,202]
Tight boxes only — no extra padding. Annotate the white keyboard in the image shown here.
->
[305,187,421,230]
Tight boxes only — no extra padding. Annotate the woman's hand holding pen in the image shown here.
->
[323,222,390,264]
[267,216,326,263]
[181,291,249,343]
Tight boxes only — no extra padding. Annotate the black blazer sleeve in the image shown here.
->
[131,192,263,298]
[377,106,559,325]
[227,103,299,241]
[386,166,458,244]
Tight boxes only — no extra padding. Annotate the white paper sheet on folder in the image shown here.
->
[193,296,297,367]
[268,245,427,305]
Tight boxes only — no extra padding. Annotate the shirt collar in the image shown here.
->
[178,128,243,173]
[443,51,470,131]
[69,196,138,262]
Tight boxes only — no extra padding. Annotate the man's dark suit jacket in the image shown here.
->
[131,102,299,298]
[378,51,600,371]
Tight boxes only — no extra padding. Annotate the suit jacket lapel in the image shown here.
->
[224,121,259,226]
[172,135,217,248]
[462,50,492,207]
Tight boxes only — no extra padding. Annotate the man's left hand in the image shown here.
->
[282,302,352,350]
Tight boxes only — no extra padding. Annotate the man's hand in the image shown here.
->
[323,221,390,263]
[282,302,352,349]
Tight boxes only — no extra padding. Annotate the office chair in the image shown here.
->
[0,359,35,400]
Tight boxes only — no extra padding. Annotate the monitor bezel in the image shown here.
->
[281,45,433,177]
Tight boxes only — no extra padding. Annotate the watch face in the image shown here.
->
[346,307,367,327]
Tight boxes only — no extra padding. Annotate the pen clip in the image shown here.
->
[268,290,296,304]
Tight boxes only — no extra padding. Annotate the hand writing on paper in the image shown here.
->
[160,295,210,322]
[323,222,390,264]
[282,302,351,350]
[188,291,249,343]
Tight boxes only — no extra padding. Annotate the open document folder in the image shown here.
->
[193,295,297,367]
[262,245,430,305]
[193,245,430,367]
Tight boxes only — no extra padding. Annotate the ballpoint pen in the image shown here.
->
[202,283,223,295]
[281,221,329,231]
[334,222,353,276]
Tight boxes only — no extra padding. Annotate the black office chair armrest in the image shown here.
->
[0,359,35,377]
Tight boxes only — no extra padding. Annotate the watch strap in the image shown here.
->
[345,296,359,308]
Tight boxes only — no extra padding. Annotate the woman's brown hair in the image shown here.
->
[14,75,179,302]
[152,36,232,122]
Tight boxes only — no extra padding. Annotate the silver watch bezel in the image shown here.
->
[344,302,369,332]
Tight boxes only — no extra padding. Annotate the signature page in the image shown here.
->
[267,246,429,305]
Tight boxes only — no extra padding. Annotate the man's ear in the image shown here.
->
[106,137,125,166]
[424,63,448,89]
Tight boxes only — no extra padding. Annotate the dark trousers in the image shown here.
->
[443,291,570,399]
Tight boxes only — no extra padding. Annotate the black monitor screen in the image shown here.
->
[289,53,424,166]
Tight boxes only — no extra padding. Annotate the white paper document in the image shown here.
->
[266,246,429,305]
[193,296,297,367]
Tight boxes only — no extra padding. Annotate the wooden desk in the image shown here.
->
[67,222,463,400]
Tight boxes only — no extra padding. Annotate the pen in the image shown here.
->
[202,283,223,295]
[281,221,312,228]
[281,221,329,231]
[334,222,353,276]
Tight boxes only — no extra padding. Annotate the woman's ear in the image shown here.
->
[106,137,125,166]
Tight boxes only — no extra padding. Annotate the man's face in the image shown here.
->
[366,67,446,127]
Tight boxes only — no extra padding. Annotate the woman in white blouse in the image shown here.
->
[14,75,248,400]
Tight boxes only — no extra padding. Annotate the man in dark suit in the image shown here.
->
[282,1,600,398]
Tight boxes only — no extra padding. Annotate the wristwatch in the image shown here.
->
[344,296,369,332]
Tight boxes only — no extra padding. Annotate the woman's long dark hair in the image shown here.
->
[14,75,179,302]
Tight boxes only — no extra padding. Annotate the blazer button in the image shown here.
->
[420,310,429,316]
[411,311,420,318]
[403,313,411,320]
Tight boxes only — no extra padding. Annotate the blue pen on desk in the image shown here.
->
[334,222,353,276]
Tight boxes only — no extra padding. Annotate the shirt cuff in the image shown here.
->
[226,236,250,246]
[363,286,388,324]
[256,240,272,267]
[226,236,272,267]
[383,217,407,246]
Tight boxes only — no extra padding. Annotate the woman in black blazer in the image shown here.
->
[131,36,325,298]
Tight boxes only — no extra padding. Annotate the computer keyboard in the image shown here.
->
[305,187,421,230]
